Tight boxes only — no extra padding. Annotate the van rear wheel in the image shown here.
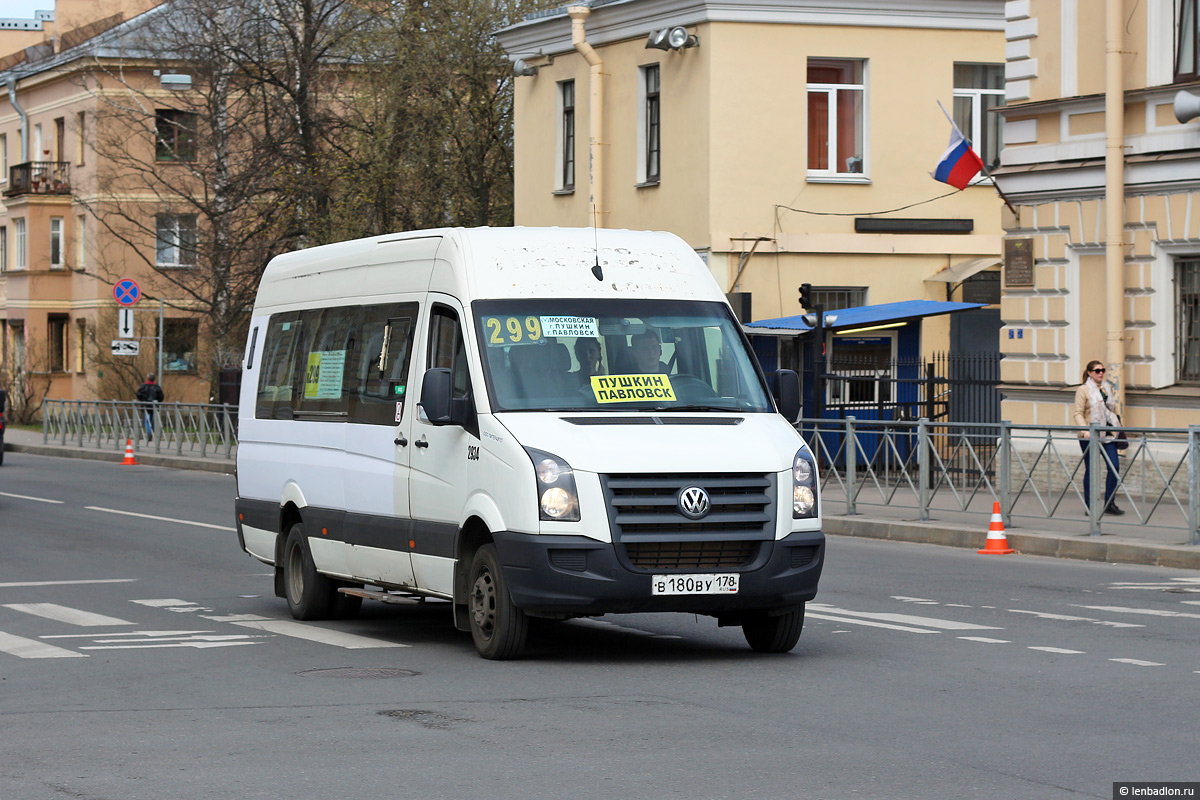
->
[743,605,805,653]
[468,544,528,660]
[283,523,335,620]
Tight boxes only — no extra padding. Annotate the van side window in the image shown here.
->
[295,306,357,416]
[429,308,469,398]
[256,312,302,419]
[351,302,418,424]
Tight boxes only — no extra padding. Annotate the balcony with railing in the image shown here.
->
[4,161,71,197]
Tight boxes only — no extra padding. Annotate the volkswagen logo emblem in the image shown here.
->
[678,486,711,519]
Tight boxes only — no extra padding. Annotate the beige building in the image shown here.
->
[496,0,1008,371]
[995,0,1200,428]
[0,0,211,413]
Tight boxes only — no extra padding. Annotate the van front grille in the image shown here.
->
[625,540,759,570]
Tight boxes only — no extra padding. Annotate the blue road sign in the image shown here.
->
[113,279,141,306]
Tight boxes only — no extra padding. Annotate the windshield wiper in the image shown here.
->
[640,405,734,413]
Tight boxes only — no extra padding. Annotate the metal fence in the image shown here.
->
[42,400,238,460]
[801,416,1200,545]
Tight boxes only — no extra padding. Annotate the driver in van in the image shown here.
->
[630,329,669,374]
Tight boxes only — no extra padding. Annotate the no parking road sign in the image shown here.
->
[113,278,141,306]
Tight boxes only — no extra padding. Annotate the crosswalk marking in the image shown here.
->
[227,618,409,649]
[3,603,133,627]
[1009,609,1143,628]
[1028,646,1085,654]
[959,636,1010,644]
[807,612,939,633]
[80,641,260,651]
[1078,605,1200,619]
[0,630,86,659]
[0,579,136,589]
[808,604,1002,630]
[1109,658,1164,666]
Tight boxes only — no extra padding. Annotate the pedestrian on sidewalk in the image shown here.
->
[136,373,164,441]
[1074,360,1123,515]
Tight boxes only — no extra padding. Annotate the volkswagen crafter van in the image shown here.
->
[234,227,823,659]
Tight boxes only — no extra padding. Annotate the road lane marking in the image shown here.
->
[41,630,212,638]
[959,636,1010,644]
[1077,605,1200,619]
[1109,658,1164,666]
[1028,646,1085,654]
[0,579,137,588]
[227,619,409,648]
[80,641,260,650]
[808,604,1002,630]
[1009,609,1143,628]
[0,491,64,504]
[3,603,133,627]
[806,612,939,633]
[131,599,212,613]
[0,631,87,659]
[891,596,939,604]
[84,506,236,531]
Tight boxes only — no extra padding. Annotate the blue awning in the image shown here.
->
[744,300,985,334]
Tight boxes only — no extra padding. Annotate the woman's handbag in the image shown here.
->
[1113,414,1129,451]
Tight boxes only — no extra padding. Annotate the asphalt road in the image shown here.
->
[1,453,1198,800]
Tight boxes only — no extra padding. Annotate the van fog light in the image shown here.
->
[541,487,575,518]
[793,486,815,516]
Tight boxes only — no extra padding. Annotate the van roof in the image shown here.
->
[256,226,725,307]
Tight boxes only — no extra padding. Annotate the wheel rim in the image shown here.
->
[470,567,497,641]
[286,541,303,605]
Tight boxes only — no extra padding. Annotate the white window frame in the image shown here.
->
[14,218,26,270]
[953,63,1005,175]
[0,226,6,272]
[555,79,575,193]
[0,133,7,183]
[636,63,661,186]
[76,213,85,268]
[49,216,63,268]
[806,58,868,182]
[155,213,197,267]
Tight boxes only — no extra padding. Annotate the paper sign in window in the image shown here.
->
[304,350,346,399]
[590,374,676,403]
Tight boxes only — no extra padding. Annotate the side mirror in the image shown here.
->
[773,369,801,423]
[419,368,454,424]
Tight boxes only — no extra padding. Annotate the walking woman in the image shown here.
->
[1073,360,1124,515]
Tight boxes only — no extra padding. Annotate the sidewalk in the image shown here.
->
[4,426,1198,570]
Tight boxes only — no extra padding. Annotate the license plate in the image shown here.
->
[651,573,739,595]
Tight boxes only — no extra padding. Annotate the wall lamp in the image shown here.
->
[646,26,699,50]
[513,53,553,77]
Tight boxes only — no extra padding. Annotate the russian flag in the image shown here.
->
[932,119,984,190]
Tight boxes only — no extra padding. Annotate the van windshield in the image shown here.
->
[472,299,773,413]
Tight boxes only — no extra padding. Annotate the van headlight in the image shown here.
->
[526,448,580,522]
[792,448,818,519]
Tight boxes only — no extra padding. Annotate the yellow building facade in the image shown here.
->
[497,0,1007,361]
[995,0,1200,428]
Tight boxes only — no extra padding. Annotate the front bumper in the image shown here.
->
[491,530,824,617]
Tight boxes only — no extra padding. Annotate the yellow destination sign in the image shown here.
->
[590,374,676,403]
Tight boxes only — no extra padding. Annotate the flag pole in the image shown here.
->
[939,100,1020,222]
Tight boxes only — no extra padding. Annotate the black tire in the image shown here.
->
[468,544,528,660]
[743,605,805,653]
[283,522,336,620]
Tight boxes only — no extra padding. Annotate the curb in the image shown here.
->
[3,441,234,475]
[823,515,1200,571]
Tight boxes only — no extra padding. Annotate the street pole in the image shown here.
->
[813,304,825,422]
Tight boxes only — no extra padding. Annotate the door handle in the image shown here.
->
[414,438,429,448]
[394,437,407,447]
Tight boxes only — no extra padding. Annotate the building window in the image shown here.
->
[75,318,86,372]
[156,214,198,267]
[638,64,661,185]
[1178,258,1200,382]
[76,214,86,268]
[48,314,68,372]
[558,80,575,192]
[0,133,6,183]
[14,218,26,269]
[164,318,199,372]
[155,109,197,161]
[812,286,867,311]
[50,217,63,268]
[76,111,86,166]
[954,63,1005,172]
[1178,0,1200,80]
[0,226,6,272]
[807,59,866,177]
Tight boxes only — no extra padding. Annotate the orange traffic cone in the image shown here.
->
[978,501,1014,554]
[121,438,139,466]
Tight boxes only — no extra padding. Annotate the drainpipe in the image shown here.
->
[1105,0,1126,409]
[568,5,604,227]
[6,76,29,163]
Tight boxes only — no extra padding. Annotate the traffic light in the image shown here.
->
[798,283,813,310]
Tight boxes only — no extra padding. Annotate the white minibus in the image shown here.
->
[234,227,824,659]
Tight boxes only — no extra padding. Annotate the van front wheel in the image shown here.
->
[743,605,805,653]
[283,523,335,620]
[468,544,528,660]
